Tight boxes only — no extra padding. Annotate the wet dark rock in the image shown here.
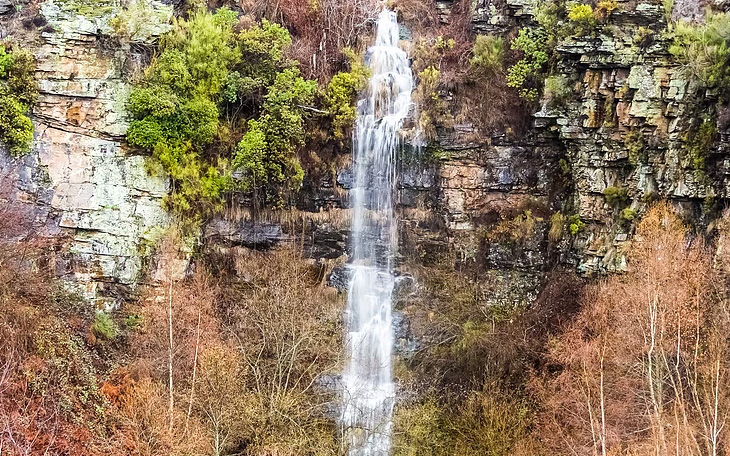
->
[327,265,350,291]
[204,218,289,249]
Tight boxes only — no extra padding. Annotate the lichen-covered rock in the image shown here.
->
[0,0,173,307]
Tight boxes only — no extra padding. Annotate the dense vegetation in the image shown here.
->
[5,0,730,454]
[392,203,730,455]
[127,8,367,219]
[0,206,344,455]
[0,42,37,156]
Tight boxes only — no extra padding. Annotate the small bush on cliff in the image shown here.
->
[568,214,584,235]
[470,34,505,75]
[603,185,628,207]
[506,28,548,101]
[324,48,369,140]
[233,68,316,202]
[567,3,596,35]
[91,312,119,340]
[543,75,572,108]
[0,44,38,156]
[670,11,730,101]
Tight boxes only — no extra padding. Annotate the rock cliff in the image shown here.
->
[1,0,729,309]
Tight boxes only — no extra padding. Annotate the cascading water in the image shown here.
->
[341,8,413,456]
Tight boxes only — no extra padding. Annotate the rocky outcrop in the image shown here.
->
[0,0,172,307]
[2,0,728,309]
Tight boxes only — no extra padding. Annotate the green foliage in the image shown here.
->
[604,186,629,207]
[506,28,548,101]
[124,313,143,329]
[0,44,37,156]
[0,45,12,76]
[415,65,452,138]
[325,48,368,140]
[238,19,293,91]
[91,312,119,340]
[128,8,319,217]
[625,129,646,165]
[233,68,315,201]
[669,12,730,100]
[470,34,505,75]
[567,3,596,35]
[568,214,585,235]
[620,207,637,222]
[533,0,566,49]
[162,8,240,98]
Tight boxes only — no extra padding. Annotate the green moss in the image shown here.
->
[91,312,119,340]
[0,44,38,156]
[604,186,629,207]
[669,12,730,101]
[625,129,646,165]
[682,120,717,171]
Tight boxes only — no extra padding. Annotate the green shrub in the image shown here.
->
[470,34,505,75]
[669,12,730,101]
[233,68,315,202]
[0,44,37,156]
[568,214,585,235]
[127,8,319,217]
[603,186,629,207]
[124,313,143,329]
[91,312,119,340]
[620,207,637,222]
[567,3,596,35]
[325,48,369,140]
[506,28,548,101]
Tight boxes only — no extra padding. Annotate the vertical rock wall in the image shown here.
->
[0,0,172,306]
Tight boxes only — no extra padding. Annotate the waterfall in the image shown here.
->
[341,8,413,456]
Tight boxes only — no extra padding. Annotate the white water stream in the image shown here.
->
[341,9,413,456]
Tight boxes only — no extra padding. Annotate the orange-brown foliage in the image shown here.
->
[531,202,730,455]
